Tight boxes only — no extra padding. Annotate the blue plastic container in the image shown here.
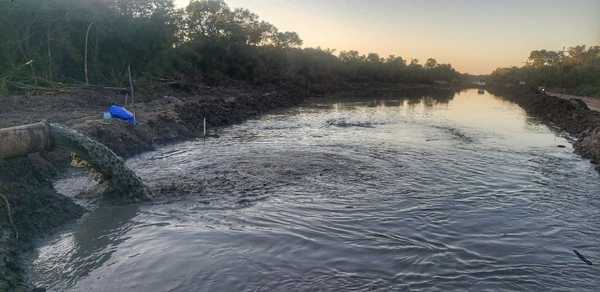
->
[108,105,136,125]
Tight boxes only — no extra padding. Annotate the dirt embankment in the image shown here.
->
[0,156,85,291]
[0,83,306,291]
[0,84,305,159]
[488,86,600,166]
[546,91,600,112]
[0,83,458,160]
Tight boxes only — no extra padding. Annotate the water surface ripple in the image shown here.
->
[33,89,600,291]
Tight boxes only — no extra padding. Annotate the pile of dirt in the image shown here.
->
[0,155,85,291]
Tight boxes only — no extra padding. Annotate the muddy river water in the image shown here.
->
[32,89,599,291]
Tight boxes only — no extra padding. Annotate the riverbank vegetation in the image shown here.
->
[488,45,600,97]
[0,0,461,96]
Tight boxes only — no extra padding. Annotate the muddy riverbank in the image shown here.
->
[487,86,600,167]
[0,156,85,291]
[2,84,599,290]
[0,83,305,291]
[31,89,600,291]
[0,84,306,159]
[0,83,457,290]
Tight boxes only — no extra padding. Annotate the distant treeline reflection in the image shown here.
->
[321,86,456,108]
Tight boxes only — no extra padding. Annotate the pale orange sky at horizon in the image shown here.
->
[176,0,600,74]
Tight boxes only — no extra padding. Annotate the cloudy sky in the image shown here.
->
[175,0,600,74]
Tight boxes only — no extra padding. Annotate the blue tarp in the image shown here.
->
[108,105,136,125]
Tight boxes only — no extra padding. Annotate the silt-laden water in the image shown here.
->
[32,89,600,291]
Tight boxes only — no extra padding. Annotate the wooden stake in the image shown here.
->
[47,26,52,81]
[30,63,36,86]
[128,64,135,105]
[84,22,94,85]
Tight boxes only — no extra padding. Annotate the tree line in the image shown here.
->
[0,0,461,95]
[488,45,600,97]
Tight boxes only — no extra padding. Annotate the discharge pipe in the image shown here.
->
[0,122,149,201]
[0,122,53,160]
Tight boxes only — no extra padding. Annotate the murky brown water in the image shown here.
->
[33,89,600,291]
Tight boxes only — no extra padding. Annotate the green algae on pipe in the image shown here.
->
[49,123,151,202]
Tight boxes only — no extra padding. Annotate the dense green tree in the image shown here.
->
[271,31,303,48]
[0,0,461,95]
[489,45,600,96]
[425,58,438,69]
[338,51,364,64]
[528,50,561,67]
[386,55,406,67]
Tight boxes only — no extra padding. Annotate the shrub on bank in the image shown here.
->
[0,0,461,95]
[488,45,600,98]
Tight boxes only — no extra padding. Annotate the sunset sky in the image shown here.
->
[175,0,600,74]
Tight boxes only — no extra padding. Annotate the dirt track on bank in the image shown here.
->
[547,92,600,112]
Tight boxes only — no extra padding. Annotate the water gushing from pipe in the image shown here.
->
[49,123,150,201]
